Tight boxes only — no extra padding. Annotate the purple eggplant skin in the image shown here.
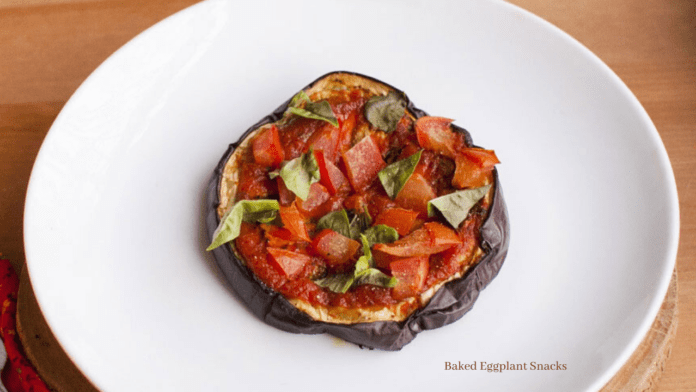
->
[205,71,510,351]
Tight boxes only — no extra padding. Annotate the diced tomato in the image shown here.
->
[366,192,397,221]
[279,117,325,160]
[261,224,302,247]
[424,222,462,248]
[296,182,331,219]
[320,195,347,216]
[236,162,277,200]
[252,125,284,167]
[311,229,361,269]
[343,193,366,212]
[342,135,386,192]
[390,256,429,300]
[372,248,401,270]
[306,123,340,163]
[267,247,311,279]
[461,148,500,168]
[415,116,460,158]
[372,226,431,257]
[276,177,295,206]
[374,207,419,236]
[279,201,311,242]
[394,173,436,215]
[452,149,499,189]
[337,111,357,157]
[373,222,461,257]
[314,150,351,195]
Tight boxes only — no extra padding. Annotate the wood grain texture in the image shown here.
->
[0,0,694,390]
[17,268,97,392]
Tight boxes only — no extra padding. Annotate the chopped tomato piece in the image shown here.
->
[311,229,361,269]
[306,123,340,163]
[366,192,397,221]
[279,201,311,242]
[372,226,431,257]
[252,125,284,167]
[452,149,499,189]
[261,224,302,247]
[343,193,366,212]
[424,222,462,248]
[267,247,311,279]
[374,207,419,236]
[314,150,351,195]
[320,195,347,216]
[373,222,461,257]
[342,135,386,192]
[372,248,401,270]
[394,173,436,215]
[296,182,331,219]
[276,177,295,206]
[337,111,357,157]
[279,117,325,160]
[390,256,429,300]
[461,148,500,168]
[415,116,459,158]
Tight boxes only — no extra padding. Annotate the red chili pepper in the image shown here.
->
[0,258,50,392]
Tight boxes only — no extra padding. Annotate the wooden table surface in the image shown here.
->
[1,0,694,390]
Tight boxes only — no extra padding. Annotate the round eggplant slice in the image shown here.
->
[205,71,510,351]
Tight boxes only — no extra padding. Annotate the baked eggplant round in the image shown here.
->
[205,71,509,351]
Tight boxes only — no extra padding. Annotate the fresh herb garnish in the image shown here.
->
[314,234,397,293]
[353,234,397,288]
[378,150,422,199]
[316,209,352,238]
[362,224,399,246]
[207,199,280,251]
[278,150,321,200]
[286,90,339,127]
[364,91,406,133]
[427,184,491,228]
[313,273,355,294]
[348,207,372,239]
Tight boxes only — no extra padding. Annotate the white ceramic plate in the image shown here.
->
[24,0,679,391]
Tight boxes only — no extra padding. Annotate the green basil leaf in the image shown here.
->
[316,209,351,238]
[364,91,406,133]
[355,268,397,288]
[363,224,399,246]
[378,150,422,199]
[354,234,372,272]
[427,184,492,228]
[315,234,397,292]
[207,199,280,251]
[290,90,311,107]
[242,209,278,224]
[278,150,321,200]
[314,273,355,294]
[287,90,339,127]
[349,208,372,239]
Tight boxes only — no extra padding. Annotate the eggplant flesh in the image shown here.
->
[205,71,510,351]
